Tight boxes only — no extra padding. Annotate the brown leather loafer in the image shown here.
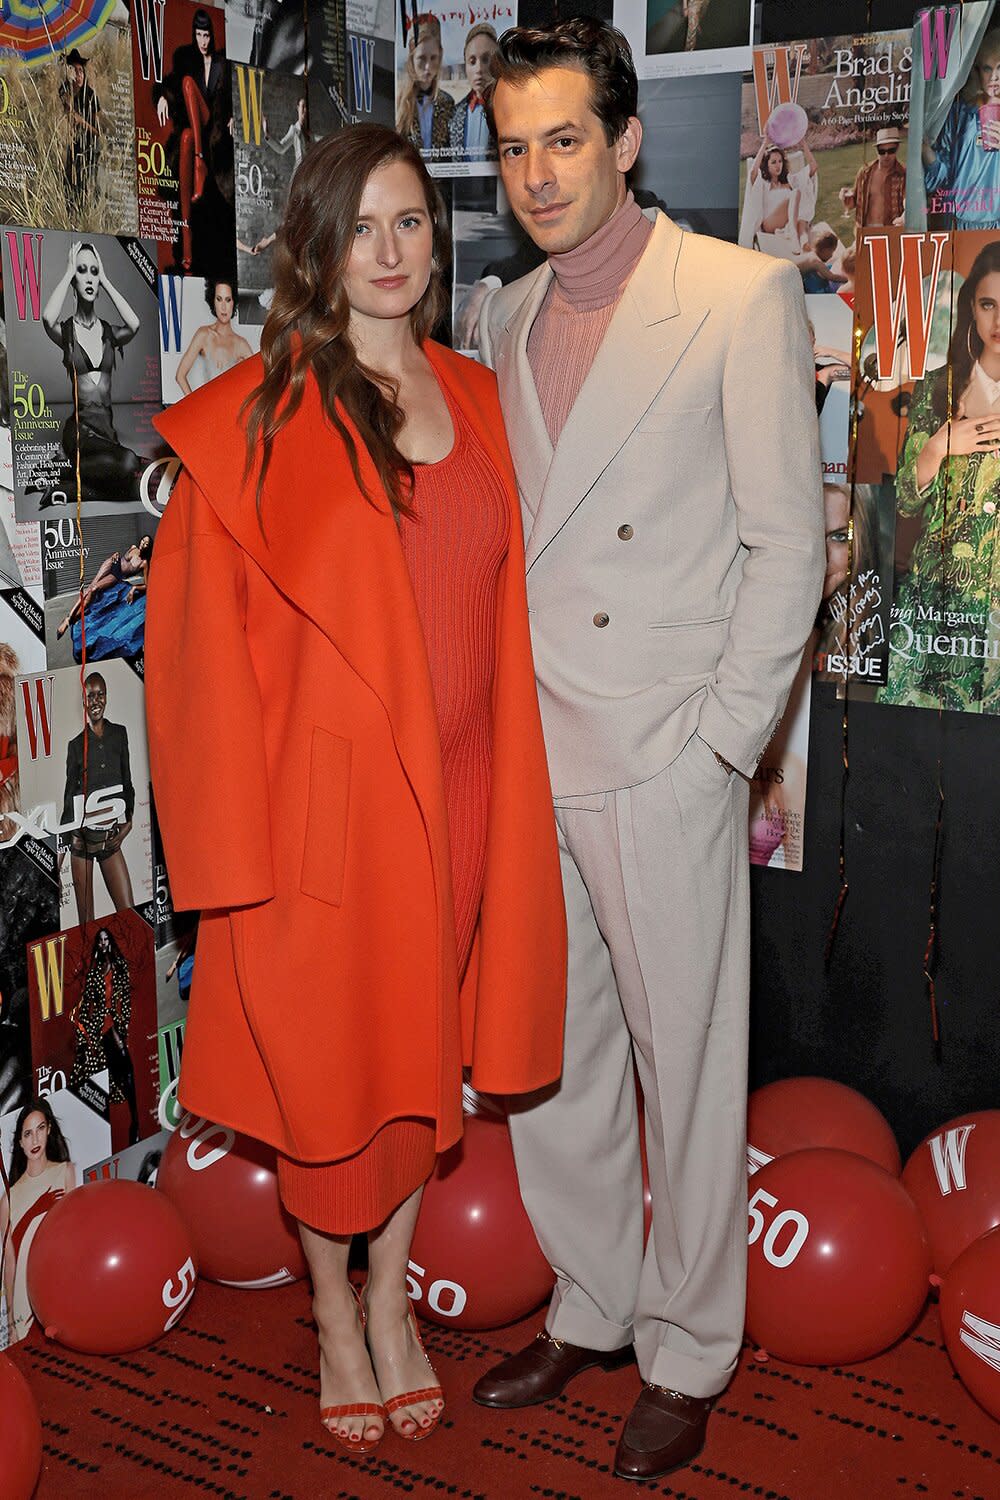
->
[472,1330,633,1409]
[613,1384,713,1481]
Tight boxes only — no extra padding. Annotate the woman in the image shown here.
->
[62,671,136,926]
[448,24,497,162]
[69,926,141,1145]
[145,125,565,1452]
[56,534,152,641]
[38,240,143,508]
[743,142,804,249]
[879,240,1000,711]
[923,27,1000,231]
[156,9,233,271]
[265,95,309,171]
[175,281,253,397]
[0,1098,75,1346]
[59,48,102,217]
[396,15,454,153]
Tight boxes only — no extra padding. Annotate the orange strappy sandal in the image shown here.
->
[382,1304,444,1442]
[319,1283,386,1454]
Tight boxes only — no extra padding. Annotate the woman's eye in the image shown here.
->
[399,216,420,230]
[354,223,369,236]
[827,529,850,544]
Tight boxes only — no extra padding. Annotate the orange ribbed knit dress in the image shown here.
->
[276,382,510,1235]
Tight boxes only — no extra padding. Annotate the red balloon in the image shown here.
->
[902,1111,1000,1275]
[0,1355,42,1500]
[746,1148,930,1366]
[157,1114,307,1287]
[940,1226,1000,1421]
[748,1077,901,1176]
[409,1116,554,1329]
[27,1180,197,1353]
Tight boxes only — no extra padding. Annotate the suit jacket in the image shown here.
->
[479,210,826,792]
[145,342,566,1163]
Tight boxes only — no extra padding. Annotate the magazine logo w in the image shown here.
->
[4,231,43,322]
[133,0,166,84]
[928,1123,975,1194]
[919,5,960,83]
[867,232,949,382]
[158,275,182,353]
[960,1310,1000,1373]
[349,35,375,116]
[31,933,66,1022]
[19,673,53,760]
[751,44,808,135]
[236,66,265,146]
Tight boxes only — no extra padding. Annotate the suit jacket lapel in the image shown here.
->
[493,261,554,531]
[522,212,708,572]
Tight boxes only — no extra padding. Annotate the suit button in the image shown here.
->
[617,523,634,540]
[593,612,610,628]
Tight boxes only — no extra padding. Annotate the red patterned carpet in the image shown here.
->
[8,1280,999,1500]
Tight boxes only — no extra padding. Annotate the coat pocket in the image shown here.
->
[300,727,352,907]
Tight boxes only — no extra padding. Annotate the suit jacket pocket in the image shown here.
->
[649,615,732,683]
[301,727,352,906]
[637,403,713,435]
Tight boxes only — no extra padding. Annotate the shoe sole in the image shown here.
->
[613,1434,706,1482]
[472,1347,633,1410]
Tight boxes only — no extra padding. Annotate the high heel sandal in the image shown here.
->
[381,1304,444,1442]
[319,1282,386,1455]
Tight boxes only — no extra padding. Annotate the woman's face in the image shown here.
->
[20,1110,49,1164]
[412,37,442,91]
[213,283,234,323]
[972,269,1000,360]
[766,150,784,181]
[195,25,212,57]
[823,485,851,599]
[343,159,434,328]
[464,34,497,95]
[977,49,1000,100]
[95,929,111,956]
[74,250,99,303]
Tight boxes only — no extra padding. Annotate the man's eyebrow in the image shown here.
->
[497,120,581,145]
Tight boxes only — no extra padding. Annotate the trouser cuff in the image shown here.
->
[642,1344,735,1400]
[547,1299,633,1354]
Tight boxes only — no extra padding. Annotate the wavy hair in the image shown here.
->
[241,124,450,517]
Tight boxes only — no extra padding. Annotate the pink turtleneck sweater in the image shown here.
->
[527,191,653,446]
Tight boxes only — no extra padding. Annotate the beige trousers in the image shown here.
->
[508,730,751,1399]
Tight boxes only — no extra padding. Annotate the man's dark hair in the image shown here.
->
[490,17,638,145]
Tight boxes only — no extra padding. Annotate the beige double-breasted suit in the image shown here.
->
[479,210,825,1398]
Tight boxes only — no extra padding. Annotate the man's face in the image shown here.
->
[876,142,898,165]
[85,678,106,724]
[493,65,640,256]
[72,64,85,89]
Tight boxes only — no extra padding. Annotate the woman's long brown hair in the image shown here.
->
[241,124,450,517]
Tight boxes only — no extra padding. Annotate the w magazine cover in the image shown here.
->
[0,227,173,520]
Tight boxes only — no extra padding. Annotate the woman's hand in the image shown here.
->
[934,408,1000,457]
[93,246,108,288]
[157,95,170,128]
[67,240,82,275]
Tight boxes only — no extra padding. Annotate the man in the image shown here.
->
[473,18,824,1482]
[840,127,906,229]
[62,672,135,926]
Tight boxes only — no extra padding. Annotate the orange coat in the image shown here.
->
[145,341,567,1162]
